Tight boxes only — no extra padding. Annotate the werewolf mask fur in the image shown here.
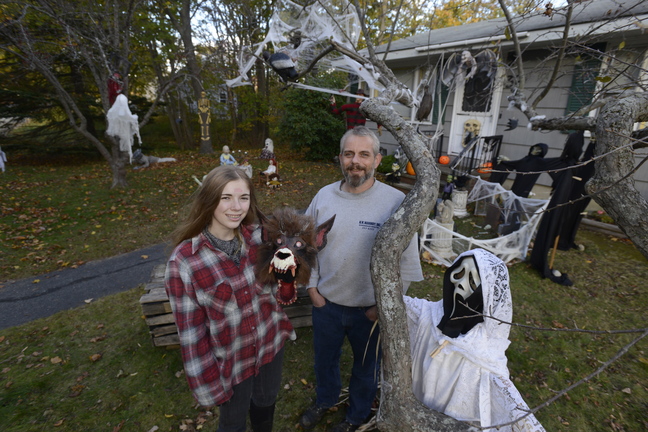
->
[255,208,335,305]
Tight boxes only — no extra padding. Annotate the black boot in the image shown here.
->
[249,401,275,432]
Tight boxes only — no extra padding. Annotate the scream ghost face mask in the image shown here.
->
[438,255,485,338]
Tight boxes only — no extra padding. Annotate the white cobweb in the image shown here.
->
[420,177,549,267]
[226,0,385,98]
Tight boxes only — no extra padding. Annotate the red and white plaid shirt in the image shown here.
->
[165,225,295,407]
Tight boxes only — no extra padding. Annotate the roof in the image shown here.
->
[375,0,648,56]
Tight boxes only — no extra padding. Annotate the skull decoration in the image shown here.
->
[462,119,482,146]
[437,254,485,337]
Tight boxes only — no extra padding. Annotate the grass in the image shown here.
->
[1,137,647,431]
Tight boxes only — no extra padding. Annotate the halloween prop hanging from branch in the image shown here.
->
[106,94,142,162]
[226,0,385,98]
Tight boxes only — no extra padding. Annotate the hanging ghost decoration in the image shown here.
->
[106,94,142,162]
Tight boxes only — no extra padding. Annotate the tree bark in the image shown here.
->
[360,97,473,432]
[108,136,129,188]
[588,93,648,259]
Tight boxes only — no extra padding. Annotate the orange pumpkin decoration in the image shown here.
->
[406,161,416,176]
[438,155,450,165]
[477,161,493,174]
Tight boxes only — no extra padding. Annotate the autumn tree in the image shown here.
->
[200,0,278,146]
[0,0,174,187]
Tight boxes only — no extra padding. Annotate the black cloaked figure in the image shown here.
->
[489,143,557,198]
[262,51,299,82]
[558,139,597,250]
[529,131,585,286]
[437,255,484,338]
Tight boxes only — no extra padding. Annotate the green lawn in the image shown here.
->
[0,142,647,431]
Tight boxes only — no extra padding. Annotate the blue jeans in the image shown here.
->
[312,300,380,425]
[217,347,284,432]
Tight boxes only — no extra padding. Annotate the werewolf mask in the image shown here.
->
[255,208,335,305]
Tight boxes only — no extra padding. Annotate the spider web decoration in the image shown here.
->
[420,177,549,267]
[226,0,385,98]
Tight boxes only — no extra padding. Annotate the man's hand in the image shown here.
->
[308,287,326,307]
[329,95,336,105]
[365,306,378,322]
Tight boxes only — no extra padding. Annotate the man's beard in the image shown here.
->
[342,163,374,188]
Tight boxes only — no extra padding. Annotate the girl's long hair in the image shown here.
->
[171,165,258,247]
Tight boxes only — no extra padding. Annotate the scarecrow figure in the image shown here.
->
[404,249,546,432]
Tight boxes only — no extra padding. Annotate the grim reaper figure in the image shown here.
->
[404,249,545,432]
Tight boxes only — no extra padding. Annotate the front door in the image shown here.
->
[448,65,503,155]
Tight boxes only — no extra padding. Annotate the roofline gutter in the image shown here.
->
[415,32,530,52]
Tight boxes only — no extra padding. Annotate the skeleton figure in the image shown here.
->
[255,208,335,305]
[463,118,481,146]
[404,249,546,432]
[132,149,177,170]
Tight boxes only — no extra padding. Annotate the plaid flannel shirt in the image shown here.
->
[165,225,295,407]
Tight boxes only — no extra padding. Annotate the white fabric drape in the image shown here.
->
[405,249,545,432]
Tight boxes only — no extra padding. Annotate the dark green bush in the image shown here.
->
[277,73,347,161]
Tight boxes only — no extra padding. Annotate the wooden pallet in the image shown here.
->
[139,264,179,348]
[139,264,314,348]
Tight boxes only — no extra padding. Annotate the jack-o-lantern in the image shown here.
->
[406,162,416,175]
[438,155,450,165]
[477,161,493,174]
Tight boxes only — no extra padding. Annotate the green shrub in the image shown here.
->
[277,73,347,161]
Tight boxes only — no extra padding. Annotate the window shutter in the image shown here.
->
[432,80,449,124]
[565,56,603,115]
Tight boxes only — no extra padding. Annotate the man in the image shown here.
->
[300,126,423,432]
[330,89,368,130]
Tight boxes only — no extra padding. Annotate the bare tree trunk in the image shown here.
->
[175,0,214,154]
[108,136,129,188]
[255,58,269,144]
[165,93,194,150]
[588,93,648,259]
[360,97,473,432]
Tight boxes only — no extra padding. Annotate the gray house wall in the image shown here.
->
[369,0,648,198]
